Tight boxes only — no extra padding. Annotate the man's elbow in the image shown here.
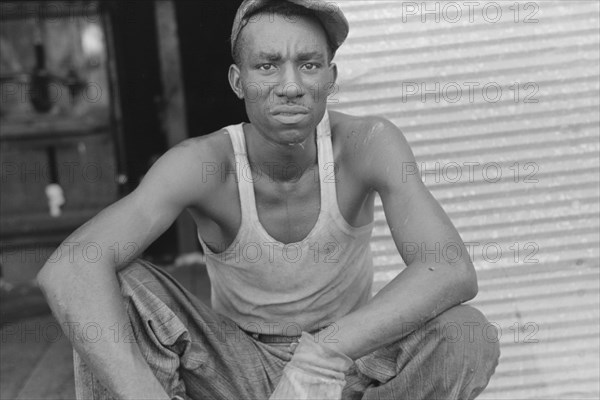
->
[36,258,71,298]
[36,263,59,297]
[459,260,479,301]
[462,275,479,302]
[36,262,78,316]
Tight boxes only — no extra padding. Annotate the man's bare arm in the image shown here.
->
[37,139,211,400]
[326,118,477,359]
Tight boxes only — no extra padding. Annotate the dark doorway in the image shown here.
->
[105,0,178,262]
[103,1,248,263]
[175,1,247,136]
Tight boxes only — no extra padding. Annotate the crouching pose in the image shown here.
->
[38,1,500,399]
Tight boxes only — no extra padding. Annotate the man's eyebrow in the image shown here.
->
[296,51,325,61]
[252,51,325,62]
[256,52,282,61]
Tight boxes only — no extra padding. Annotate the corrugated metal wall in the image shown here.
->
[330,1,600,398]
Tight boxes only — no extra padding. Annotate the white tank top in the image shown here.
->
[197,111,374,336]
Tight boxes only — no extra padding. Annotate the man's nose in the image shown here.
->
[274,65,304,99]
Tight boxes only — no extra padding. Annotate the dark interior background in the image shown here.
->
[176,1,247,136]
[107,0,246,261]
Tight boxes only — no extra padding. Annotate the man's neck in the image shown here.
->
[244,124,318,183]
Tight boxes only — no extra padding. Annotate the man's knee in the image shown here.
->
[428,305,500,386]
[116,259,162,292]
[428,305,499,352]
[114,259,182,315]
[430,305,498,342]
[358,305,500,399]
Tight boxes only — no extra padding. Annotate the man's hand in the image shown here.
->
[269,332,353,400]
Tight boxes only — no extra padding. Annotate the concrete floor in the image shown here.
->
[0,261,211,400]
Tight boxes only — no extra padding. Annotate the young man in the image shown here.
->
[38,1,500,399]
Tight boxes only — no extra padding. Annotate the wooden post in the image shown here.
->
[154,0,198,255]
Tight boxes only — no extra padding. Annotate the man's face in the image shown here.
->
[230,12,337,145]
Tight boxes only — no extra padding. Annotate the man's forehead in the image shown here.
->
[247,43,327,59]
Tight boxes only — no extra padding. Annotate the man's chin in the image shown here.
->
[273,126,315,146]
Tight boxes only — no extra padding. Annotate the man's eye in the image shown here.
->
[258,64,275,71]
[302,63,319,71]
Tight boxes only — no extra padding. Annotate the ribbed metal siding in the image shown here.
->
[330,1,600,398]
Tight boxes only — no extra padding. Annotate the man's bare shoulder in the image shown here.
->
[170,127,235,165]
[329,110,413,163]
[137,127,237,204]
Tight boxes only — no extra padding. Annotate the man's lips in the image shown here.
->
[271,105,309,115]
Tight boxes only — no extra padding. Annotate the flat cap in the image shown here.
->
[231,0,349,59]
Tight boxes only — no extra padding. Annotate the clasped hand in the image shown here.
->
[269,332,353,400]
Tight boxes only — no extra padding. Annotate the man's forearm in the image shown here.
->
[324,261,477,360]
[38,259,170,400]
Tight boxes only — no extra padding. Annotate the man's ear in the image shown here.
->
[327,62,338,98]
[329,62,338,84]
[228,64,244,99]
